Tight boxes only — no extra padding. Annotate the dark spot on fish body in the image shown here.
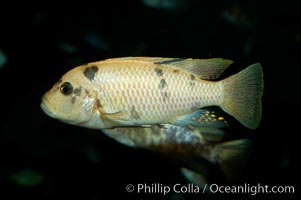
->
[84,66,98,81]
[73,87,82,96]
[189,81,196,87]
[93,98,103,113]
[173,69,179,73]
[190,74,195,81]
[162,91,169,102]
[96,98,102,108]
[85,89,91,97]
[158,78,167,89]
[130,106,140,120]
[155,68,163,77]
[71,96,76,104]
[189,74,196,87]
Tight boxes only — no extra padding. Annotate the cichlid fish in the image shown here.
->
[103,124,251,185]
[41,57,263,129]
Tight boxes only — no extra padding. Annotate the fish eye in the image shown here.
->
[60,82,73,95]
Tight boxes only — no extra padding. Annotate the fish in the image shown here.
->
[40,57,263,130]
[141,0,189,11]
[222,5,253,28]
[102,124,251,185]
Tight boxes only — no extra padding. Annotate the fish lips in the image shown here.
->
[40,95,83,125]
[40,96,58,119]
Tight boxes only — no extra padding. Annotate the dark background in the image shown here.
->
[0,0,299,199]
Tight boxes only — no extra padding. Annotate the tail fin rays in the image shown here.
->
[221,63,263,129]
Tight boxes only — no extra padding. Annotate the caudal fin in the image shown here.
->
[181,139,251,184]
[212,139,251,182]
[221,63,263,129]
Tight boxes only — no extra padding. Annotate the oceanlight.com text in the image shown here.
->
[125,183,295,195]
[208,183,294,195]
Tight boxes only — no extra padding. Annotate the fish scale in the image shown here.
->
[94,61,220,124]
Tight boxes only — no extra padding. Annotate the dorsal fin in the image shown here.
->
[104,57,171,63]
[104,57,233,80]
[172,58,233,80]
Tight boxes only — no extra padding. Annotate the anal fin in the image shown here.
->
[173,109,229,128]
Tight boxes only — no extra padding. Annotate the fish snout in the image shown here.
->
[40,95,56,118]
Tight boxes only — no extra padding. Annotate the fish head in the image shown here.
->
[40,67,99,128]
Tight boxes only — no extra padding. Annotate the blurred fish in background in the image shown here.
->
[104,124,251,189]
[0,49,7,69]
[141,0,190,10]
[222,5,253,29]
[83,32,111,51]
[222,4,256,58]
[8,169,44,187]
[57,42,78,54]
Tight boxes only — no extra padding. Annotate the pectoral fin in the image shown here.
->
[101,110,124,120]
[100,106,142,125]
[98,110,129,127]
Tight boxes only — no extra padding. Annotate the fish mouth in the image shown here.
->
[40,96,57,119]
[40,96,78,124]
